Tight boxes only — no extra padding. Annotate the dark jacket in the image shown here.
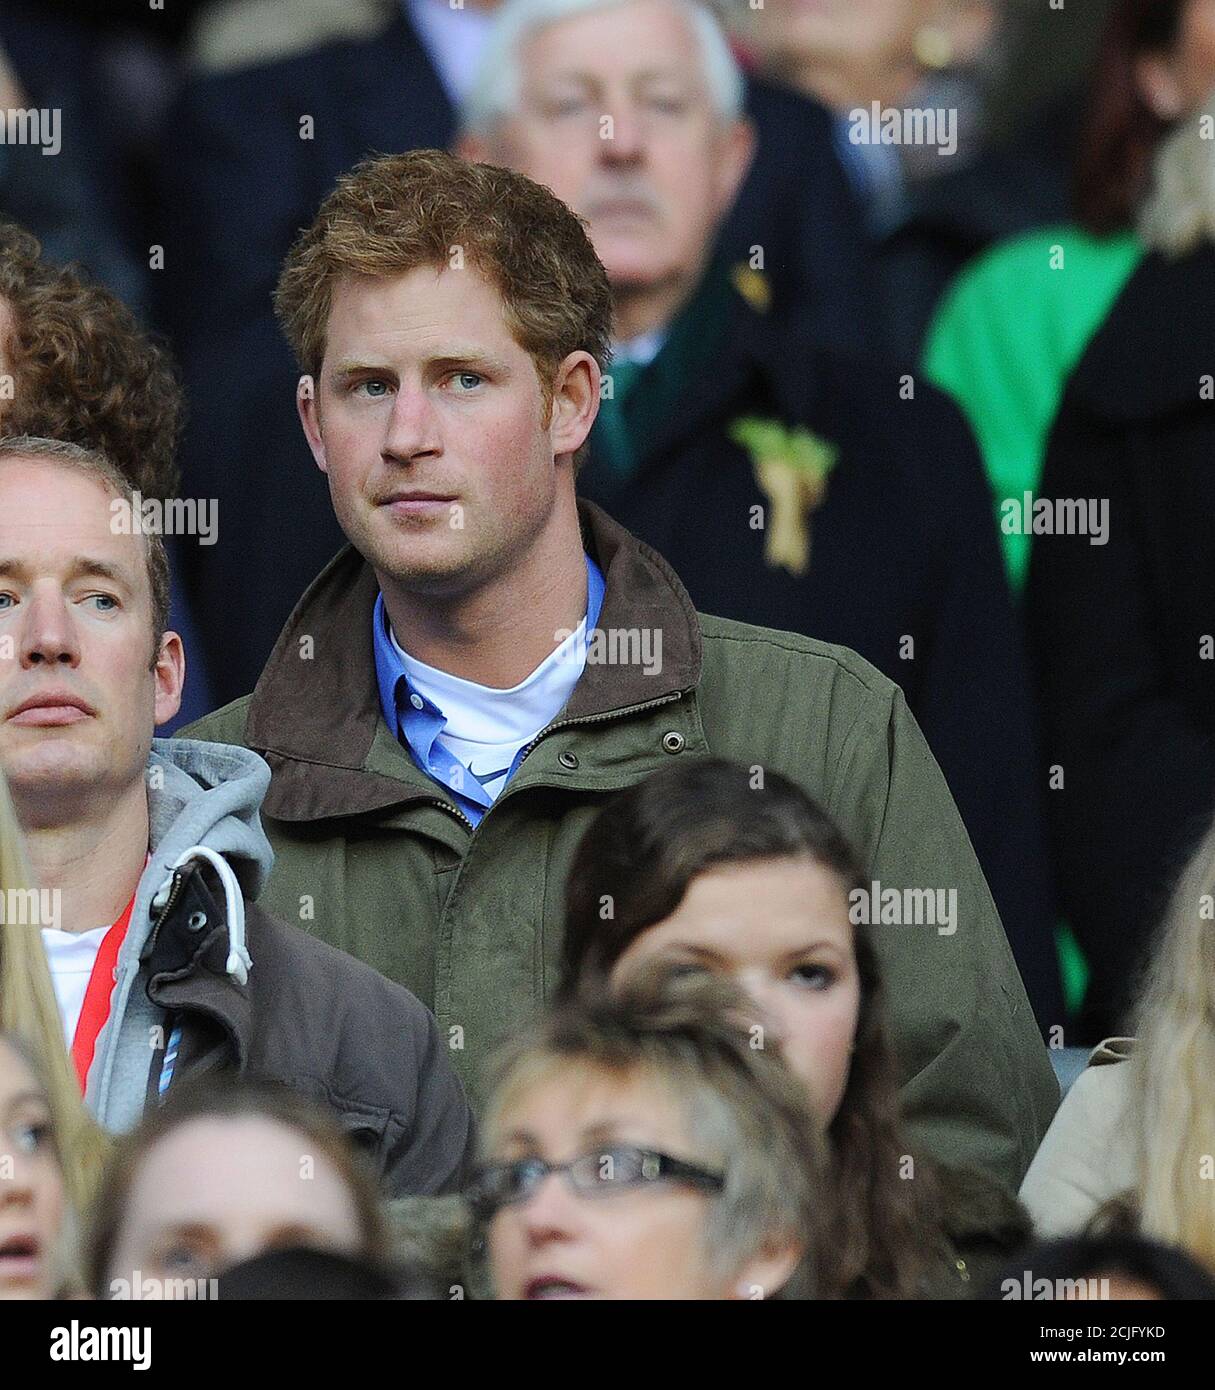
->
[855,95,1080,362]
[584,271,1062,1029]
[182,501,1059,1196]
[1028,244,1215,1040]
[727,76,876,351]
[88,739,474,1197]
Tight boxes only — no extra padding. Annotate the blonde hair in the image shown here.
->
[1127,817,1215,1268]
[0,770,109,1211]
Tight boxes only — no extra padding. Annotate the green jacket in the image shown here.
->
[182,501,1058,1193]
[923,226,1143,593]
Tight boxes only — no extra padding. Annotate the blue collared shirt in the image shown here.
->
[373,554,606,826]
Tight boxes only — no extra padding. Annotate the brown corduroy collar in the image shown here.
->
[243,500,702,821]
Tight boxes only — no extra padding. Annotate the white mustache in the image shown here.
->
[581,181,663,218]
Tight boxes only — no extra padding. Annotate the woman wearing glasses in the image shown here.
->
[469,970,827,1300]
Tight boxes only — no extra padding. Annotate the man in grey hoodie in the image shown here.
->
[0,434,473,1196]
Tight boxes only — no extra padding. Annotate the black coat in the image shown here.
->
[1028,244,1215,1040]
[151,16,871,703]
[581,287,1062,1030]
[728,77,876,352]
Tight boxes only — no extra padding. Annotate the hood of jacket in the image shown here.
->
[87,738,275,1130]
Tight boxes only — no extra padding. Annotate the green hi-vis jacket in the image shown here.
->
[182,501,1059,1194]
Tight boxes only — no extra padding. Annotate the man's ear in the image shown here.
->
[549,351,601,465]
[714,117,757,221]
[153,630,185,729]
[297,375,328,474]
[729,1236,805,1302]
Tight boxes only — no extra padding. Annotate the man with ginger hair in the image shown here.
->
[183,148,1058,1194]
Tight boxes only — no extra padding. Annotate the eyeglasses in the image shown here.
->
[465,1145,725,1219]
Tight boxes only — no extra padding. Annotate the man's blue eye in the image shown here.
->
[359,380,390,397]
[455,373,482,390]
[89,594,118,611]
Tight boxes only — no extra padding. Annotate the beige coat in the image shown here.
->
[1019,1039,1137,1234]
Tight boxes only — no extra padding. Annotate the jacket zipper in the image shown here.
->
[144,866,189,959]
[515,688,687,766]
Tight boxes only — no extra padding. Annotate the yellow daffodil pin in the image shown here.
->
[729,417,839,576]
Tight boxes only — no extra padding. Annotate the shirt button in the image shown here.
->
[410,693,424,710]
[558,751,579,770]
[661,731,685,754]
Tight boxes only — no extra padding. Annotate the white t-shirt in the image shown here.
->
[40,925,110,1046]
[390,618,588,801]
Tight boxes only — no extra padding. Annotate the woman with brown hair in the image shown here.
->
[559,757,1027,1297]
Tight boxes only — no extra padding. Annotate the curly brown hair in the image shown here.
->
[274,149,613,463]
[0,222,182,499]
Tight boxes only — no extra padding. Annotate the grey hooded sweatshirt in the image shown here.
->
[84,737,473,1196]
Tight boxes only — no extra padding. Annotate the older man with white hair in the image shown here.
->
[458,0,1065,1031]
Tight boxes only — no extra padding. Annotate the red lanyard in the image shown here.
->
[71,890,138,1093]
